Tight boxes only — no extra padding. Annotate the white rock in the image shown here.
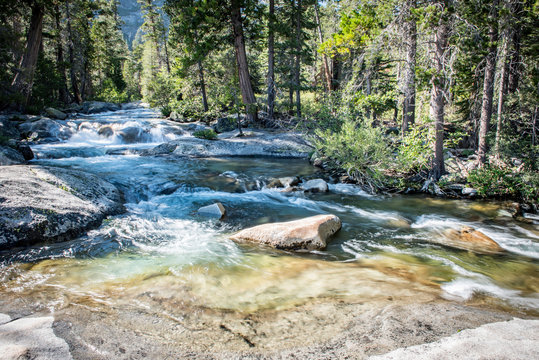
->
[230,214,342,250]
[369,318,539,360]
[0,314,73,360]
[198,202,226,219]
[302,179,329,193]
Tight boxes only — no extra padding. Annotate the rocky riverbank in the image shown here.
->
[0,165,124,249]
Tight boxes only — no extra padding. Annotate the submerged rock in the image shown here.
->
[302,179,329,193]
[139,142,178,156]
[0,165,124,249]
[198,202,226,219]
[230,214,342,250]
[440,226,504,254]
[97,125,114,137]
[117,126,146,143]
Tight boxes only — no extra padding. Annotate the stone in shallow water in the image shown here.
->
[440,226,504,254]
[230,214,342,250]
[302,179,328,193]
[198,202,226,219]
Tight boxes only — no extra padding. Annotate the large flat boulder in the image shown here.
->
[370,318,539,360]
[82,101,120,114]
[0,165,124,249]
[439,226,505,254]
[230,214,342,250]
[141,130,311,158]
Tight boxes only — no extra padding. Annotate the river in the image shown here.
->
[0,106,537,356]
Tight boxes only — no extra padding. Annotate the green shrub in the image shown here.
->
[397,126,433,174]
[467,165,538,203]
[312,118,390,189]
[193,129,218,140]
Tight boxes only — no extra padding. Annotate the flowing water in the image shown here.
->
[1,107,538,321]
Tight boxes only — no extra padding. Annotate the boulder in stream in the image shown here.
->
[44,107,68,120]
[198,202,226,219]
[18,118,73,143]
[230,214,342,250]
[0,165,124,249]
[439,226,505,254]
[302,179,329,193]
[0,146,25,165]
[82,101,120,114]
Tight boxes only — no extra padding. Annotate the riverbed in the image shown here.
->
[0,106,537,358]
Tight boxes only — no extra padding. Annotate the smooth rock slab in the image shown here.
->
[0,165,124,248]
[369,318,539,360]
[230,214,342,250]
[0,314,73,360]
[142,130,311,158]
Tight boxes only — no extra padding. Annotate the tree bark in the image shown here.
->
[163,36,171,74]
[198,60,209,112]
[430,4,450,180]
[11,2,44,110]
[401,0,417,133]
[477,0,499,165]
[55,4,70,105]
[231,0,257,123]
[314,1,332,92]
[267,0,275,118]
[295,0,302,118]
[65,0,82,104]
[495,31,508,156]
[507,0,522,94]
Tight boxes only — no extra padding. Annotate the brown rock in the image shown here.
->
[230,214,342,250]
[441,226,504,254]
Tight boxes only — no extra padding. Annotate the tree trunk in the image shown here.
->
[267,0,275,119]
[507,0,522,94]
[54,4,69,105]
[430,5,450,180]
[477,0,499,165]
[495,32,508,156]
[295,0,302,118]
[11,2,44,110]
[401,0,417,133]
[163,36,171,74]
[198,60,209,112]
[65,0,82,104]
[231,0,257,123]
[314,1,332,92]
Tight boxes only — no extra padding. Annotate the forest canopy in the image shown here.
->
[0,0,537,200]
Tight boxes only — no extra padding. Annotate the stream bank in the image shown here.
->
[0,104,537,359]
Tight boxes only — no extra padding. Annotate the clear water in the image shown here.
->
[1,107,538,315]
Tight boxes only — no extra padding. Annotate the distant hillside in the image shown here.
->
[118,0,166,48]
